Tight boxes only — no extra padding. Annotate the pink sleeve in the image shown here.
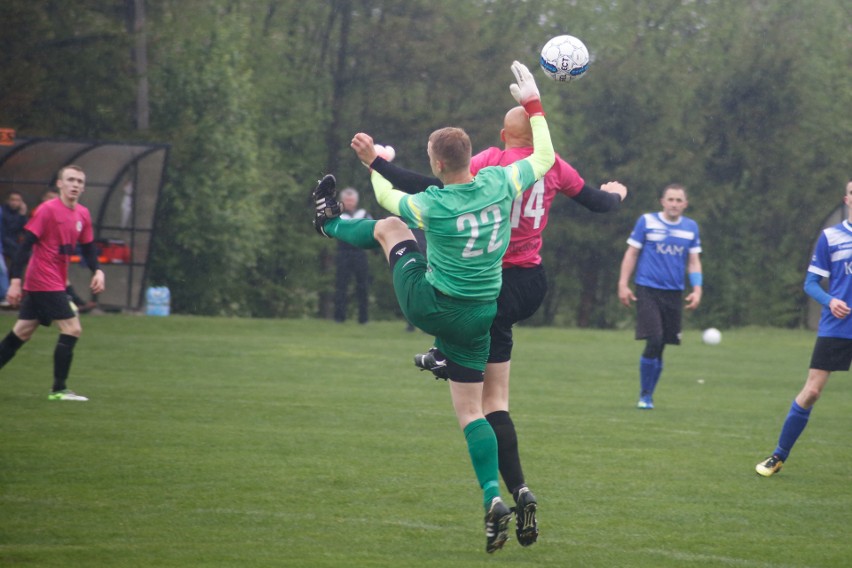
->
[79,208,94,244]
[470,147,502,175]
[550,155,585,197]
[24,207,47,238]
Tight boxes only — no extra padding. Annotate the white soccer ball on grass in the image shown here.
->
[702,328,722,345]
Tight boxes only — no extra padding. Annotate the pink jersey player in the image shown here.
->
[471,147,584,268]
[23,197,94,292]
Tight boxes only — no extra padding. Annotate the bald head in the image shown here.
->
[501,106,533,148]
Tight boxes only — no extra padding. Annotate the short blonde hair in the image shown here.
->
[57,164,85,180]
[428,127,471,173]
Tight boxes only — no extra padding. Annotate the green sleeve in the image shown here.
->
[370,170,405,216]
[523,115,555,179]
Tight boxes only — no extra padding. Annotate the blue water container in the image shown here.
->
[145,286,171,316]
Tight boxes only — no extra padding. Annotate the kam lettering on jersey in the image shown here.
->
[629,212,701,292]
[655,243,685,256]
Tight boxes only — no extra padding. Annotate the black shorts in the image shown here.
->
[810,336,852,372]
[488,265,548,363]
[635,285,682,345]
[19,291,77,326]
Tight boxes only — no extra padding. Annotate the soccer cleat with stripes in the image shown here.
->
[513,487,539,546]
[484,497,512,553]
[312,174,341,237]
[47,390,88,401]
[755,455,784,477]
[413,347,449,380]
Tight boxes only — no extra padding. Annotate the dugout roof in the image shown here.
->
[0,137,170,312]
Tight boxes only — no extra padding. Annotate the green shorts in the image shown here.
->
[392,250,496,371]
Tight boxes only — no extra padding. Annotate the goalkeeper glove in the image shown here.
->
[509,60,545,116]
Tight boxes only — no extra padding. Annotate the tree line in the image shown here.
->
[1,0,850,328]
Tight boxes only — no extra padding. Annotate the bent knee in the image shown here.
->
[12,321,38,341]
[58,320,83,337]
[374,216,408,234]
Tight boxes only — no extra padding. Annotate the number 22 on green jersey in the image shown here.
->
[458,204,504,258]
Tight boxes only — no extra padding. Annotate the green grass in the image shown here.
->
[1,315,850,567]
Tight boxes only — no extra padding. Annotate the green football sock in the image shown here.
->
[463,418,501,510]
[323,218,380,249]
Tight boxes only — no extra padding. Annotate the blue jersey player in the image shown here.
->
[756,179,852,477]
[618,184,703,409]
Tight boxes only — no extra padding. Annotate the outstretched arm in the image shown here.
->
[369,170,406,216]
[572,182,627,212]
[351,132,439,194]
[509,61,555,180]
[372,158,441,194]
[525,115,555,180]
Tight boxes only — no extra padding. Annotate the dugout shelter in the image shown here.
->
[0,135,170,312]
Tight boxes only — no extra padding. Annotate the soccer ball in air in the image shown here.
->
[539,35,590,82]
[702,328,722,345]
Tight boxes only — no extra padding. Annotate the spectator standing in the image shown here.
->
[0,191,28,303]
[333,188,371,324]
[2,191,28,265]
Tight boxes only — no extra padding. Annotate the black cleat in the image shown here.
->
[484,497,512,553]
[312,174,341,237]
[413,347,449,380]
[513,487,539,546]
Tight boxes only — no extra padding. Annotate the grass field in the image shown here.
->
[1,315,850,567]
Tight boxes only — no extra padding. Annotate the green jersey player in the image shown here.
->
[311,61,554,553]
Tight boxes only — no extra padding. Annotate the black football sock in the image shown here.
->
[52,334,78,392]
[486,410,526,499]
[0,331,25,369]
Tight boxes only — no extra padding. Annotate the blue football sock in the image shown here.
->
[773,400,811,461]
[639,357,657,396]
